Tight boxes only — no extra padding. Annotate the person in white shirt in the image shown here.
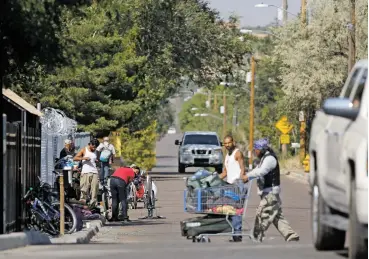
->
[219,135,246,242]
[96,136,116,184]
[242,138,299,242]
[73,139,100,205]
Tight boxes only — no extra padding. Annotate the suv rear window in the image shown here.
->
[183,134,220,146]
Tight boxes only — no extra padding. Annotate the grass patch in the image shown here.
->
[279,155,303,172]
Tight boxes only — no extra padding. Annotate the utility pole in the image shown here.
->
[222,91,226,139]
[207,90,211,109]
[299,0,307,164]
[301,0,306,27]
[348,0,356,73]
[282,0,288,25]
[248,56,256,170]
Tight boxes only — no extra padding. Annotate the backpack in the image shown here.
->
[100,145,112,162]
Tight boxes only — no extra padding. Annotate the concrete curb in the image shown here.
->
[0,230,51,251]
[281,169,309,184]
[51,219,105,244]
[0,218,106,251]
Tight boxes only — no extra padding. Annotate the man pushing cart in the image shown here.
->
[182,136,299,243]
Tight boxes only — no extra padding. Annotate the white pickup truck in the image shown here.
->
[309,59,368,259]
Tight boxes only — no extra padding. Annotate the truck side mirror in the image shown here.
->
[175,140,180,145]
[219,142,223,146]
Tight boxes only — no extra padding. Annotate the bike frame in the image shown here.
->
[29,197,60,222]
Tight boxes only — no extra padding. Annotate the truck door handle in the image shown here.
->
[324,129,332,134]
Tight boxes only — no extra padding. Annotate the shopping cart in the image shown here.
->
[183,179,255,243]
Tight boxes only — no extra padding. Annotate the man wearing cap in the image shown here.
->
[96,136,116,184]
[242,138,299,242]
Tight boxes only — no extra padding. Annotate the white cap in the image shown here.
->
[64,139,72,145]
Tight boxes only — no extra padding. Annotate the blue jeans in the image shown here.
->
[100,162,110,183]
[230,180,247,237]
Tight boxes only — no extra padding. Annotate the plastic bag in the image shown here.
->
[200,173,227,188]
[190,169,212,181]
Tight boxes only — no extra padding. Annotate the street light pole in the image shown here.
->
[248,56,256,170]
[222,91,226,139]
[301,0,306,27]
[282,0,288,24]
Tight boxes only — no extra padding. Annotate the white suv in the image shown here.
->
[309,60,367,258]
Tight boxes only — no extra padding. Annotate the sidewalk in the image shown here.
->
[0,218,106,251]
[280,168,309,184]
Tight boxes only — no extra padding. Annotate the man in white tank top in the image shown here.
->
[74,139,100,205]
[219,135,246,242]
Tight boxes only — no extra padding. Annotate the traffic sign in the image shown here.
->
[280,134,290,144]
[275,116,294,134]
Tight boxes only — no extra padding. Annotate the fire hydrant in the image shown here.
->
[302,154,310,173]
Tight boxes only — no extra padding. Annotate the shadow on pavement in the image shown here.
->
[150,172,190,177]
[152,165,177,168]
[156,155,177,159]
[105,220,167,227]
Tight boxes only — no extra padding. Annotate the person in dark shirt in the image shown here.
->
[59,139,75,159]
[110,165,137,223]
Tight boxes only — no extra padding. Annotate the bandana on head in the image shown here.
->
[253,138,269,150]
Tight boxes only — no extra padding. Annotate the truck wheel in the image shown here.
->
[215,165,223,174]
[178,163,185,174]
[349,179,367,259]
[311,183,345,250]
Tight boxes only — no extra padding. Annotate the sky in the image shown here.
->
[206,0,302,27]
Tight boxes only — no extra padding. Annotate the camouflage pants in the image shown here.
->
[252,193,298,242]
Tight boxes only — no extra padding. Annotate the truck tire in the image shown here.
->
[311,182,345,250]
[349,179,367,259]
[178,163,185,174]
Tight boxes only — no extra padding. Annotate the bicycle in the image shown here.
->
[101,177,113,220]
[23,179,77,236]
[127,182,138,210]
[139,175,165,219]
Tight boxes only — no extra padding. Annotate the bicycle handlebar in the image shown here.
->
[23,188,33,200]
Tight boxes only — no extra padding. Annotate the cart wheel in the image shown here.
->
[201,237,211,243]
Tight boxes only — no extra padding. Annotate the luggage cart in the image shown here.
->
[183,179,255,243]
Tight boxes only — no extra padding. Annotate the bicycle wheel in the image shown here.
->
[25,208,42,232]
[145,175,152,205]
[129,184,138,209]
[151,190,156,209]
[31,208,58,236]
[102,191,112,220]
[52,202,77,234]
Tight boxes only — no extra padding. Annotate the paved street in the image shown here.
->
[0,133,348,259]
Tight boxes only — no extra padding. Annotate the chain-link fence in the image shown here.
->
[40,132,91,185]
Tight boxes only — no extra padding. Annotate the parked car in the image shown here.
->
[309,59,368,259]
[175,131,223,174]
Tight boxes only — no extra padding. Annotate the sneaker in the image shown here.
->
[229,236,242,242]
[286,235,300,242]
[121,219,132,224]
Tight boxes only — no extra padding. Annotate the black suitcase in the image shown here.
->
[180,214,232,238]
